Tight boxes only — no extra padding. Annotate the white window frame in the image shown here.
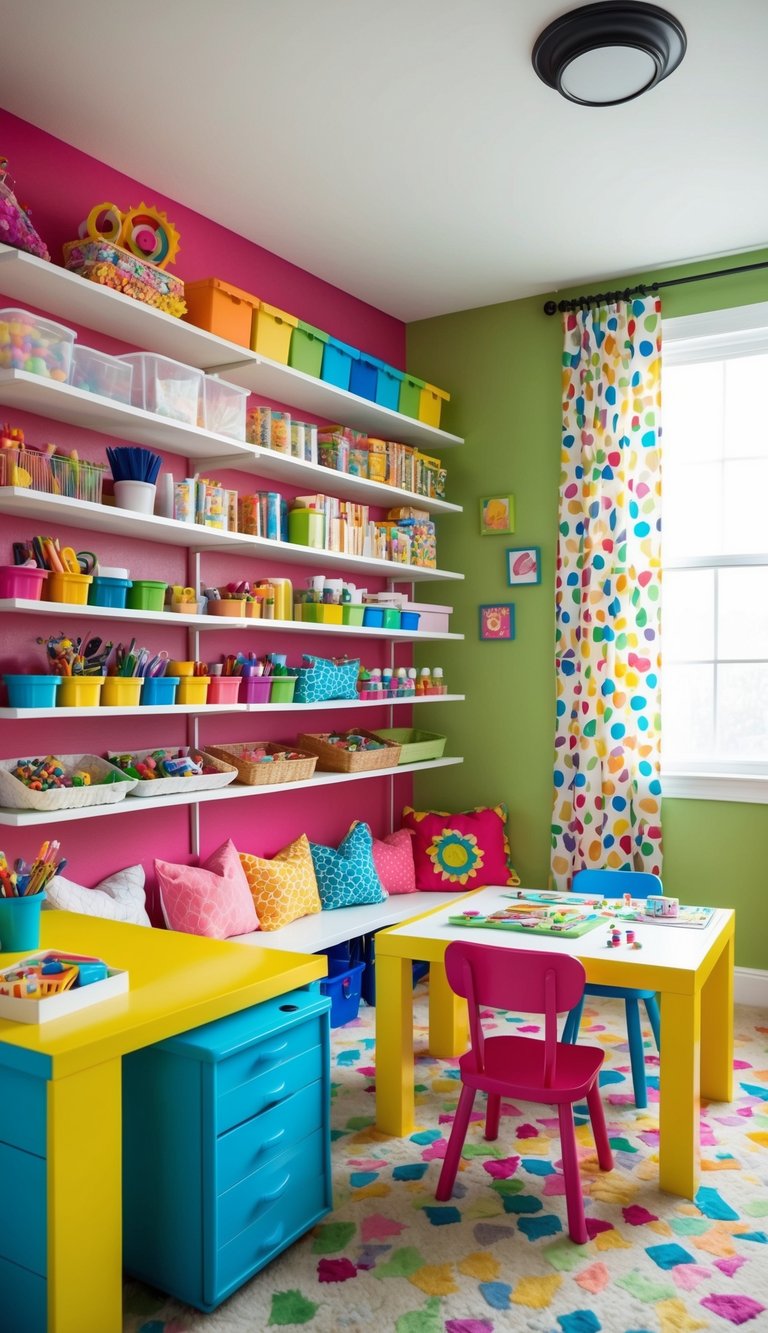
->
[663,301,768,805]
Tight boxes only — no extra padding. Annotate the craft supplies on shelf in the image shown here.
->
[374,363,403,411]
[321,335,359,391]
[0,838,66,899]
[289,320,328,377]
[349,351,381,402]
[3,674,61,708]
[0,308,74,381]
[0,951,129,1022]
[89,570,133,608]
[183,277,259,347]
[109,747,237,796]
[108,444,162,514]
[0,428,105,502]
[418,382,451,429]
[201,376,248,439]
[126,579,167,612]
[58,675,104,707]
[399,373,425,419]
[69,345,134,403]
[0,563,47,598]
[0,753,135,810]
[102,676,143,707]
[0,156,50,260]
[376,729,447,763]
[207,740,317,786]
[251,301,298,363]
[63,202,183,316]
[119,351,203,424]
[297,729,401,773]
[177,675,209,706]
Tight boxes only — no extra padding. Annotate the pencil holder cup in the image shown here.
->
[57,676,104,708]
[207,676,242,705]
[4,675,61,708]
[141,676,179,707]
[167,660,195,677]
[113,480,156,514]
[176,676,209,706]
[241,676,272,704]
[0,893,43,952]
[101,677,143,708]
[44,572,93,606]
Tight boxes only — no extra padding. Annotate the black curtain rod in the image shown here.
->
[542,258,768,315]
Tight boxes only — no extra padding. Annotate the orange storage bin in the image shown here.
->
[183,278,260,349]
[251,302,298,364]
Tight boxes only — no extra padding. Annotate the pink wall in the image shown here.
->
[0,110,414,914]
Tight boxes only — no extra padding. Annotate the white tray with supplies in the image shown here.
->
[0,950,129,1023]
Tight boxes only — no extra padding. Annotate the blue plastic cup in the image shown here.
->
[0,893,43,953]
[4,675,61,708]
[140,676,180,706]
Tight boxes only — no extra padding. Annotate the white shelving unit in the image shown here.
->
[0,757,464,826]
[0,242,467,839]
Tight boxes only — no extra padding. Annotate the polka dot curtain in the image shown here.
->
[551,298,663,888]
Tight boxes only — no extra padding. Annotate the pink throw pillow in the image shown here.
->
[371,828,417,894]
[155,839,259,939]
[402,804,520,891]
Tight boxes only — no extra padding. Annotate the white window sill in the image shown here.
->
[663,772,768,804]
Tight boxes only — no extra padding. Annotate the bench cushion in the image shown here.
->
[229,890,465,954]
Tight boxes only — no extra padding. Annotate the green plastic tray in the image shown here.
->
[377,729,446,763]
[447,912,606,939]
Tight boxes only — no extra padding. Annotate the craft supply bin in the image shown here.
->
[349,351,379,401]
[0,566,48,599]
[183,278,259,348]
[398,372,425,419]
[207,739,314,784]
[119,352,203,425]
[69,345,133,403]
[0,308,75,381]
[202,377,249,439]
[122,988,332,1312]
[376,728,447,763]
[418,381,451,429]
[321,335,359,391]
[3,675,61,708]
[44,571,92,605]
[297,730,401,773]
[320,959,365,1027]
[251,302,297,363]
[101,677,143,708]
[375,362,404,411]
[288,320,328,377]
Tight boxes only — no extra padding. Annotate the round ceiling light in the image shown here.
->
[532,1,686,107]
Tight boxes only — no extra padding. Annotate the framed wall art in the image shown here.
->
[479,603,516,641]
[479,494,515,536]
[507,546,541,585]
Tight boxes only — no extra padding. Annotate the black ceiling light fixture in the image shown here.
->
[532,1,686,107]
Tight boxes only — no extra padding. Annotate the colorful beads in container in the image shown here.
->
[0,309,74,380]
[0,157,50,260]
[62,201,185,317]
[11,756,111,791]
[112,750,214,781]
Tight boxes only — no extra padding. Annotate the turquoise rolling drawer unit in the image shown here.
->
[122,986,332,1312]
[0,1067,48,1333]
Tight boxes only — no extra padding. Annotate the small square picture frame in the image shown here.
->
[506,545,541,586]
[479,494,515,536]
[479,603,516,641]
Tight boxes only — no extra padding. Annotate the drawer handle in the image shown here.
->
[264,1079,286,1102]
[251,1127,286,1165]
[260,1039,289,1060]
[261,1172,291,1205]
[258,1221,285,1253]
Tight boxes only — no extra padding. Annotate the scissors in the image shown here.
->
[58,546,80,574]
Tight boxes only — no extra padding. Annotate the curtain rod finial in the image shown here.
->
[543,300,558,316]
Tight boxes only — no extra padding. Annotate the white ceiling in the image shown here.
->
[2,0,767,322]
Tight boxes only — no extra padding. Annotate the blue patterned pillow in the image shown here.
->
[309,822,386,911]
[294,654,359,704]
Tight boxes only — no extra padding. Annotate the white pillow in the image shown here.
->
[44,865,151,926]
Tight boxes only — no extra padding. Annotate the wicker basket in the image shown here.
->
[206,741,318,786]
[297,729,402,774]
[0,754,137,811]
[108,748,237,798]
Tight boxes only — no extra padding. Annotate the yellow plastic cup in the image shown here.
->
[176,677,209,705]
[101,677,142,707]
[58,675,104,707]
[168,660,195,677]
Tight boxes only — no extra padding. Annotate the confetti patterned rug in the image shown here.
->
[124,992,768,1333]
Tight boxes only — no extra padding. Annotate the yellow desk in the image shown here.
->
[0,914,325,1333]
[374,887,734,1200]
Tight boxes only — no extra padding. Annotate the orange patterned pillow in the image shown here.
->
[239,834,322,931]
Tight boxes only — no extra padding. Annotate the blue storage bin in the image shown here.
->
[4,674,61,708]
[400,610,421,631]
[375,362,404,412]
[361,933,428,1006]
[349,352,379,402]
[320,960,365,1027]
[362,606,385,628]
[88,575,133,609]
[321,336,360,392]
[141,675,180,706]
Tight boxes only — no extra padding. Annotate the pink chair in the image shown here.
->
[435,941,613,1244]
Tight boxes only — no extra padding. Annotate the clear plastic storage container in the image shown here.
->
[69,345,133,403]
[0,308,75,381]
[118,352,203,425]
[202,376,249,439]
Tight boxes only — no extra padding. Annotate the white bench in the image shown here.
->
[231,891,460,954]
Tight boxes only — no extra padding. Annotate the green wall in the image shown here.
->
[408,249,768,970]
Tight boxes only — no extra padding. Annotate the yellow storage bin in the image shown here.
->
[176,676,209,706]
[44,572,93,606]
[251,302,298,364]
[58,676,104,707]
[418,382,451,430]
[301,603,343,625]
[101,677,142,707]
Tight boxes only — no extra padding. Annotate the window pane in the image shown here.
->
[718,567,768,660]
[662,663,714,760]
[663,568,714,661]
[663,361,723,463]
[723,459,768,554]
[663,461,722,559]
[724,355,768,459]
[717,663,768,759]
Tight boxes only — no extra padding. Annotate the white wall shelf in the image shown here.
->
[0,244,463,449]
[0,488,463,583]
[0,597,463,642]
[0,695,466,720]
[0,756,464,826]
[0,370,461,516]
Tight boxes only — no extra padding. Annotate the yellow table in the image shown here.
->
[374,887,734,1199]
[0,914,325,1333]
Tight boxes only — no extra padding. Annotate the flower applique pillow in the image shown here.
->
[45,863,151,925]
[309,821,386,911]
[239,834,322,931]
[155,839,259,939]
[401,804,521,891]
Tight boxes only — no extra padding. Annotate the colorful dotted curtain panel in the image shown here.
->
[551,299,663,886]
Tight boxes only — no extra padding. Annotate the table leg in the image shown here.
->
[428,959,468,1059]
[376,953,416,1136]
[701,930,734,1103]
[659,990,700,1198]
[48,1058,122,1333]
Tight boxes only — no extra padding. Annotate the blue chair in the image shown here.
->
[562,869,661,1109]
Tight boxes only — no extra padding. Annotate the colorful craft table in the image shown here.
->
[374,886,734,1200]
[0,913,325,1333]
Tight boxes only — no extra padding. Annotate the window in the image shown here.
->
[662,303,768,803]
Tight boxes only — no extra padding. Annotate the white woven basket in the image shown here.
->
[109,748,238,798]
[0,754,137,811]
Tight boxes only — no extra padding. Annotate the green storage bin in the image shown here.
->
[380,607,401,630]
[342,604,365,626]
[270,675,298,703]
[289,507,326,548]
[288,321,329,378]
[126,580,167,612]
[398,373,425,419]
[376,729,447,763]
[302,603,343,625]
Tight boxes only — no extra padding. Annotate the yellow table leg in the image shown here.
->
[659,990,701,1198]
[701,929,734,1103]
[376,953,416,1136]
[428,959,468,1059]
[48,1058,122,1333]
